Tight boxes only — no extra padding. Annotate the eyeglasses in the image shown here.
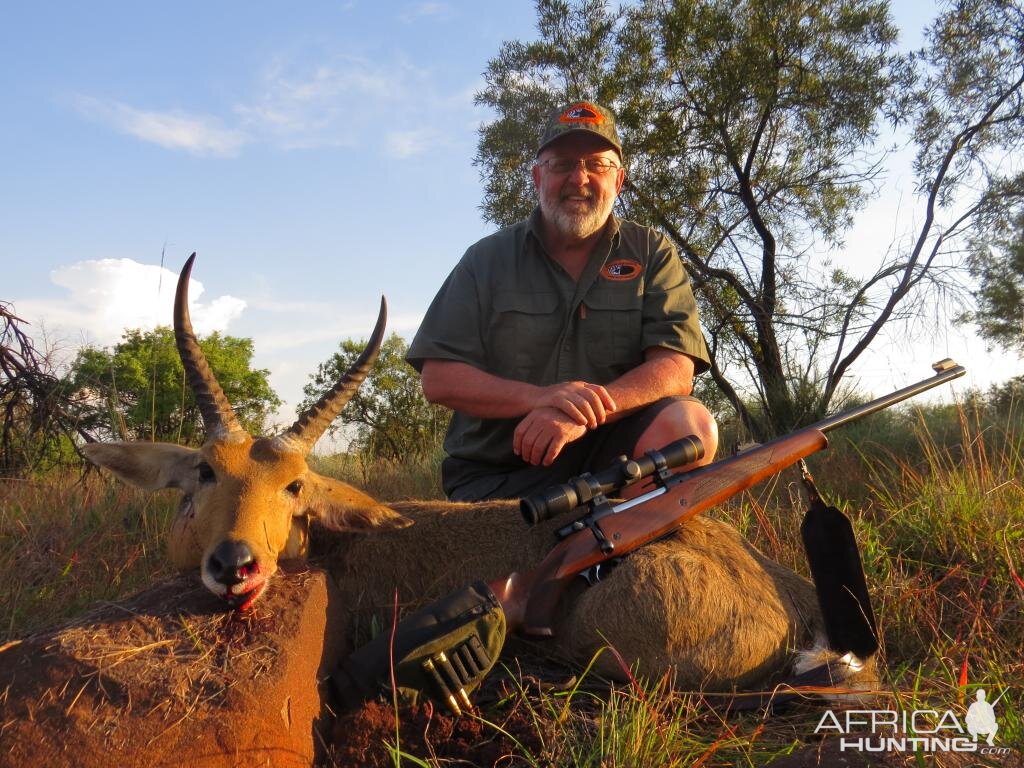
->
[536,157,621,175]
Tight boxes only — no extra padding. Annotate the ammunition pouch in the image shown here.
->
[330,581,506,716]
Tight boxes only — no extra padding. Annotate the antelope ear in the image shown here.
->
[83,442,200,492]
[305,473,412,532]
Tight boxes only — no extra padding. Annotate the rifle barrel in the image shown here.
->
[810,360,966,435]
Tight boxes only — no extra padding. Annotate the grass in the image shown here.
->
[2,399,1022,765]
[503,675,795,767]
[0,472,177,639]
[309,448,446,500]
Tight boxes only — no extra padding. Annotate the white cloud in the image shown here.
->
[70,51,477,159]
[398,2,454,24]
[15,258,245,348]
[73,96,249,157]
[234,55,432,151]
[385,129,437,158]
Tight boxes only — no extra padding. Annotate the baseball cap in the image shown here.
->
[537,101,622,158]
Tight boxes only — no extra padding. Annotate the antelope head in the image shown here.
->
[83,254,411,609]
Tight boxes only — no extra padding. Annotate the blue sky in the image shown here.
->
[2,1,1018,429]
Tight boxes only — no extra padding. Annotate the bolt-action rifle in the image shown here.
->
[334,360,966,716]
[489,359,966,658]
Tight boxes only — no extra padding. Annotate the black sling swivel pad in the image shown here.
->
[329,580,506,716]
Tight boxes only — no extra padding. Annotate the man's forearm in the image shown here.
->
[421,350,693,424]
[420,360,541,419]
[602,350,695,422]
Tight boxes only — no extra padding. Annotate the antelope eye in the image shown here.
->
[285,479,304,496]
[197,462,216,483]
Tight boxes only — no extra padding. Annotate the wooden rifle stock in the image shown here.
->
[489,428,827,635]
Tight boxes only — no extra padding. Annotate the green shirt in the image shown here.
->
[407,209,710,470]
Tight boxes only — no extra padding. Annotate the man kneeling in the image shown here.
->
[408,100,718,501]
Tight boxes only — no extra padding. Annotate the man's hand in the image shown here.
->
[536,381,616,429]
[513,407,587,466]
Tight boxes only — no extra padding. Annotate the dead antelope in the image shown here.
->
[83,255,411,611]
[84,256,862,691]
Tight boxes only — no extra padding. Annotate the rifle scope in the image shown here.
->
[520,435,704,525]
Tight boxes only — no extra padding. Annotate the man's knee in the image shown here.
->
[636,397,718,465]
[680,399,719,462]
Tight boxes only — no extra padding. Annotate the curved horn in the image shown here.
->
[277,297,387,454]
[174,253,246,441]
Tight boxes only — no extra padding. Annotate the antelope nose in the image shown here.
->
[207,540,256,585]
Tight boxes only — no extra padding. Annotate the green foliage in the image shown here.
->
[476,0,1024,439]
[910,0,1024,206]
[967,211,1024,353]
[301,333,450,462]
[67,326,280,445]
[985,373,1024,411]
[1,302,87,475]
[3,432,80,476]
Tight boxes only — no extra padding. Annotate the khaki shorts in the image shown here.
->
[444,395,701,502]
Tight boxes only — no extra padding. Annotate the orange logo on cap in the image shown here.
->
[560,102,604,125]
[601,259,642,281]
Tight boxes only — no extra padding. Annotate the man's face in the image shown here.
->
[533,133,625,242]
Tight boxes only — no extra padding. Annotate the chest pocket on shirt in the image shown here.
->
[490,291,560,381]
[582,288,643,372]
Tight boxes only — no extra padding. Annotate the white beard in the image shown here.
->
[540,186,616,241]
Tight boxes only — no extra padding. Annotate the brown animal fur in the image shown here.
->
[315,499,825,690]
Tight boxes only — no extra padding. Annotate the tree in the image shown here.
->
[475,0,1024,439]
[966,210,1024,353]
[0,303,88,474]
[68,327,280,444]
[301,333,450,461]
